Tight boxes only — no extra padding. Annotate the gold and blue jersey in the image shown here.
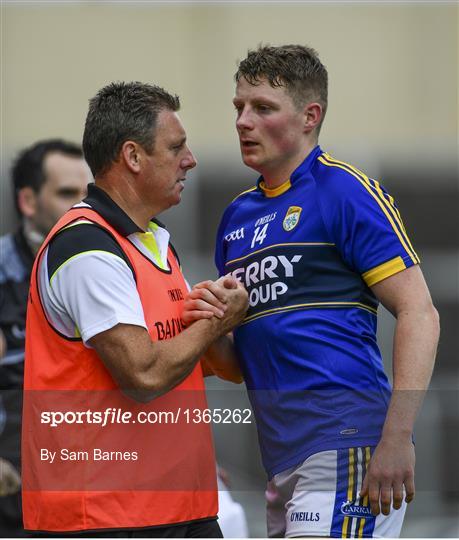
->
[215,146,419,478]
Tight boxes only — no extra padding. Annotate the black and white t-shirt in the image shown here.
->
[37,184,173,345]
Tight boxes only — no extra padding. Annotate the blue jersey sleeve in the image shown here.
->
[315,154,419,287]
[215,204,235,277]
[215,219,225,278]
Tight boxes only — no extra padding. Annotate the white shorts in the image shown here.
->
[266,446,407,538]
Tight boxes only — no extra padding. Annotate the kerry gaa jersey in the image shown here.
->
[215,146,419,478]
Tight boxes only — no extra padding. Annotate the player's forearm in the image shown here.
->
[92,286,248,401]
[132,318,225,399]
[92,319,224,402]
[381,302,440,438]
[202,334,243,383]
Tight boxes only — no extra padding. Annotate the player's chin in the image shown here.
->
[240,152,260,169]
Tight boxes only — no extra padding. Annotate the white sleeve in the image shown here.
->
[40,249,147,346]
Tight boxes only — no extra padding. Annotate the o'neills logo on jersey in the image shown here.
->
[254,212,277,227]
[231,254,302,308]
[283,206,302,231]
[340,500,372,518]
[225,228,245,242]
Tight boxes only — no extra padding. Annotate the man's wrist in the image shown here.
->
[381,427,413,442]
[191,316,223,342]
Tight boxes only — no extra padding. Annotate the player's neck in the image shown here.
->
[95,175,157,232]
[261,141,317,189]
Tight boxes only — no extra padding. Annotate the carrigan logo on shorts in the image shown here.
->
[340,500,372,518]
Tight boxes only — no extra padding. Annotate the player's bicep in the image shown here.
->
[370,264,432,316]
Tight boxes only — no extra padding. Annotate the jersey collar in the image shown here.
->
[258,145,322,198]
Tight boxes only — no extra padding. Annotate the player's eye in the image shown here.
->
[256,104,271,113]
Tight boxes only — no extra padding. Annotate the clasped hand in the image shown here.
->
[182,276,248,332]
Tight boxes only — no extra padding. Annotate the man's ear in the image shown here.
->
[17,187,38,218]
[121,141,143,174]
[303,102,323,133]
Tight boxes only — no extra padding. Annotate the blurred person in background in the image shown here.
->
[0,139,89,536]
[216,466,249,538]
[186,44,440,538]
[1,323,21,510]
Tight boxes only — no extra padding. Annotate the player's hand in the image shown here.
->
[182,280,228,325]
[0,458,21,497]
[360,435,415,516]
[215,278,248,335]
[182,276,240,326]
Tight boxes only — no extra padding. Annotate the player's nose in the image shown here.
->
[236,108,254,131]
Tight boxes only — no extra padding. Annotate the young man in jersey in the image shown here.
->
[22,82,248,537]
[185,45,439,537]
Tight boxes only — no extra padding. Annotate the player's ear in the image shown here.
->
[121,141,143,174]
[303,102,323,133]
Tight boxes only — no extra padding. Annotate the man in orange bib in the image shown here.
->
[22,82,248,537]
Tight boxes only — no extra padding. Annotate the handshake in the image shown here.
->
[182,275,249,336]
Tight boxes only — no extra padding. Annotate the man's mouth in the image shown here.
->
[241,140,259,148]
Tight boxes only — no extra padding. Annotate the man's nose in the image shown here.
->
[182,147,197,170]
[236,108,254,131]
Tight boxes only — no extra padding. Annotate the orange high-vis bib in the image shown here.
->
[22,207,217,532]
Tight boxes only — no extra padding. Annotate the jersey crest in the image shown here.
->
[283,206,302,231]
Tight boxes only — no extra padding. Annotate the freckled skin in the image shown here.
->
[233,77,310,187]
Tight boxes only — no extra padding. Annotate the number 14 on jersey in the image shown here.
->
[251,224,269,249]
